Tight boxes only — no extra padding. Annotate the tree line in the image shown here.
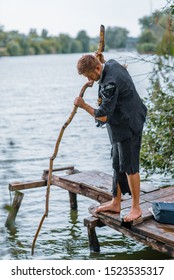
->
[0,26,128,57]
[0,8,173,57]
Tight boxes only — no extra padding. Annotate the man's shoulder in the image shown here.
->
[105,59,122,69]
[106,58,116,64]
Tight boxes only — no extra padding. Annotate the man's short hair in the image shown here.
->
[77,54,100,74]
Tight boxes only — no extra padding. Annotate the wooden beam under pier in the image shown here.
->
[9,180,47,191]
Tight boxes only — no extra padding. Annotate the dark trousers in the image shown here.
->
[106,124,142,197]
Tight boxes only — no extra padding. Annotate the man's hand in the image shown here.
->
[74,97,85,108]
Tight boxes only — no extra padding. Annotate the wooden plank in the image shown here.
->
[88,201,152,229]
[140,181,160,192]
[53,178,81,194]
[51,175,112,202]
[135,219,174,246]
[140,186,174,202]
[93,214,174,257]
[87,206,174,257]
[43,165,75,174]
[58,170,113,194]
[120,201,152,221]
[56,171,161,194]
[9,180,47,191]
[48,173,111,200]
[84,216,105,228]
[89,205,122,226]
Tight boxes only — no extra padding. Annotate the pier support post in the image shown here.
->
[84,216,105,252]
[5,191,24,228]
[69,191,77,210]
[87,226,100,252]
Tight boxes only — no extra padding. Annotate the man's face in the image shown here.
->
[83,66,101,82]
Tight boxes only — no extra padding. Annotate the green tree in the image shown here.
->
[30,38,45,54]
[137,8,174,54]
[17,36,30,55]
[137,29,157,53]
[157,17,174,55]
[105,26,129,49]
[6,40,22,56]
[141,12,174,177]
[76,30,90,52]
[29,28,38,38]
[41,39,56,54]
[58,33,72,53]
[141,60,174,177]
[71,39,83,53]
[41,29,49,39]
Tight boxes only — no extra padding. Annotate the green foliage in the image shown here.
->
[141,57,174,177]
[0,23,139,56]
[156,20,174,56]
[0,28,91,56]
[137,29,158,53]
[105,26,129,49]
[170,4,174,15]
[140,2,174,178]
[137,42,157,53]
[76,30,90,52]
[138,29,157,44]
[137,8,174,54]
[58,33,72,53]
[6,40,23,56]
[71,39,83,53]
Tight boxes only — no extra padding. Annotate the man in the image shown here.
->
[74,54,147,222]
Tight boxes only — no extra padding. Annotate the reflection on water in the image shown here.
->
[0,53,172,260]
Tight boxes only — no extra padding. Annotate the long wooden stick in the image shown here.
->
[31,25,105,255]
[31,81,93,255]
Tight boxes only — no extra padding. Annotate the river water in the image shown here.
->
[0,53,172,260]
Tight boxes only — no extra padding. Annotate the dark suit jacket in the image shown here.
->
[94,59,147,142]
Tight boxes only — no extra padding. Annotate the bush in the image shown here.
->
[141,56,174,177]
[137,42,157,53]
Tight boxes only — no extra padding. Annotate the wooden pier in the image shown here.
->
[6,166,174,257]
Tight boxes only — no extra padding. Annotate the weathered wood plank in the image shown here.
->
[9,180,47,191]
[86,207,174,257]
[93,214,174,257]
[84,216,105,228]
[50,174,112,202]
[43,165,75,174]
[140,181,160,192]
[59,170,113,193]
[88,205,122,226]
[123,201,152,219]
[140,186,174,202]
[51,175,82,193]
[135,219,174,246]
[58,171,160,193]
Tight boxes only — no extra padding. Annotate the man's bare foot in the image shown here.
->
[123,207,142,222]
[95,199,121,213]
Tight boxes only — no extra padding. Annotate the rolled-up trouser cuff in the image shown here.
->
[112,134,142,196]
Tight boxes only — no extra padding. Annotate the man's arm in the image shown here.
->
[74,97,107,123]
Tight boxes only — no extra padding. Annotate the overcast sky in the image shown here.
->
[0,0,168,37]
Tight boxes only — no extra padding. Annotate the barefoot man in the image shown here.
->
[74,54,147,222]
